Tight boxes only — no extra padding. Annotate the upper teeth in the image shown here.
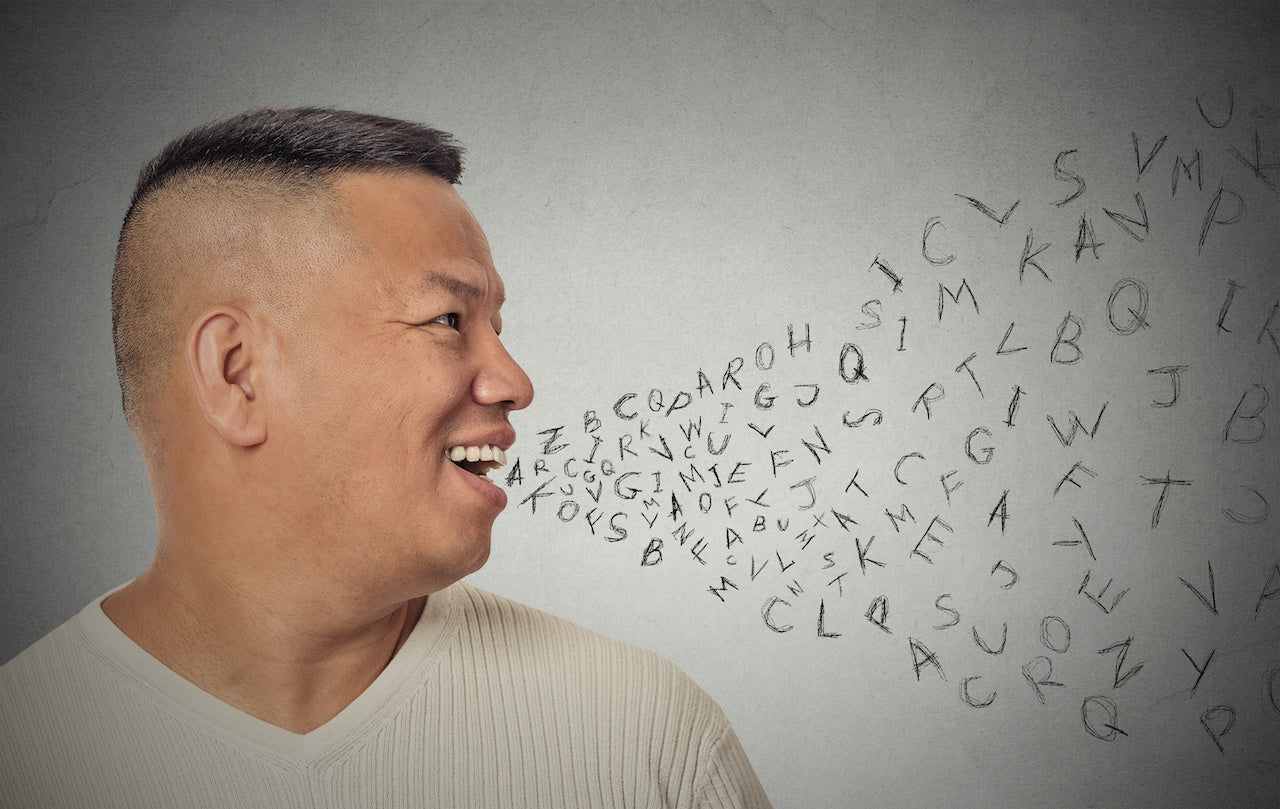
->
[448,444,507,466]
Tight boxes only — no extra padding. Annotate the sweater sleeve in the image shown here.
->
[693,723,774,809]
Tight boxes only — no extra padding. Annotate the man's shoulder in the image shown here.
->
[440,584,772,807]
[451,581,674,667]
[1,603,100,705]
[0,601,126,791]
[448,582,720,713]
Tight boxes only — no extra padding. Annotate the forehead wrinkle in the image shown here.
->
[415,268,505,309]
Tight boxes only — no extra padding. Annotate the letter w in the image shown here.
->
[1046,402,1108,447]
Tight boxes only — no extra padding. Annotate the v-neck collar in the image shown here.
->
[73,583,460,764]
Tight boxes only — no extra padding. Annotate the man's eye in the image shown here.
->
[429,313,460,329]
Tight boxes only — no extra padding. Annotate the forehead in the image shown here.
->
[331,170,503,300]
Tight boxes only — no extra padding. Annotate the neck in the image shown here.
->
[102,559,428,734]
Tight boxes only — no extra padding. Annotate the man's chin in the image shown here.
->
[437,532,493,583]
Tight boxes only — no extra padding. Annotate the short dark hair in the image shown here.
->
[124,107,464,221]
[113,107,465,428]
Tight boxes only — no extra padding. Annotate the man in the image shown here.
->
[0,107,771,808]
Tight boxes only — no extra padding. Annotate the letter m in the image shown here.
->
[708,577,739,602]
[938,279,979,320]
[885,503,915,533]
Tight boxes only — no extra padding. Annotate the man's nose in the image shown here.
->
[472,334,534,410]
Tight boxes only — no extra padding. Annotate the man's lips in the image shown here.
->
[446,445,510,509]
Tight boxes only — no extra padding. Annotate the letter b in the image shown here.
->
[1051,313,1084,365]
[641,538,664,566]
[1223,385,1268,444]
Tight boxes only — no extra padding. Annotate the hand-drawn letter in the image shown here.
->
[1081,696,1127,741]
[1223,384,1269,443]
[961,677,997,708]
[1200,705,1236,754]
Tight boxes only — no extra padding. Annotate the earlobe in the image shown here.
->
[186,307,268,447]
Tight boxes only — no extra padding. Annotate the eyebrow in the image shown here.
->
[416,270,503,307]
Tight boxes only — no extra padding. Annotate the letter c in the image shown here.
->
[960,676,996,708]
[613,393,637,420]
[895,452,925,485]
[761,596,794,633]
[923,216,956,266]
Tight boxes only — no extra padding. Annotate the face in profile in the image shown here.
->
[263,170,534,595]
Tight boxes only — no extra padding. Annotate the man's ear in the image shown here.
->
[185,307,268,447]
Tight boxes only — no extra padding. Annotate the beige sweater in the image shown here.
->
[0,582,771,808]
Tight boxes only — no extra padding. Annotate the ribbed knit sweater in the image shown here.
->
[0,582,771,808]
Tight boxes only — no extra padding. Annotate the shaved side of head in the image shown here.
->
[113,168,340,438]
[111,108,465,440]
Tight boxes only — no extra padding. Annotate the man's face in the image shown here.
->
[264,170,534,597]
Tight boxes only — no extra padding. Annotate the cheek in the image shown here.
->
[276,332,470,464]
[289,341,406,421]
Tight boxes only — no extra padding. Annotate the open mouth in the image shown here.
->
[447,444,507,477]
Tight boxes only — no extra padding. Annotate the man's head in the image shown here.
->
[112,108,534,601]
[113,107,465,430]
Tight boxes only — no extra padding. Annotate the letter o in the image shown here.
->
[756,342,775,371]
[1264,668,1280,721]
[556,500,580,523]
[1040,615,1072,654]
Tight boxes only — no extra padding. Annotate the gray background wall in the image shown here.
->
[2,2,1277,806]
